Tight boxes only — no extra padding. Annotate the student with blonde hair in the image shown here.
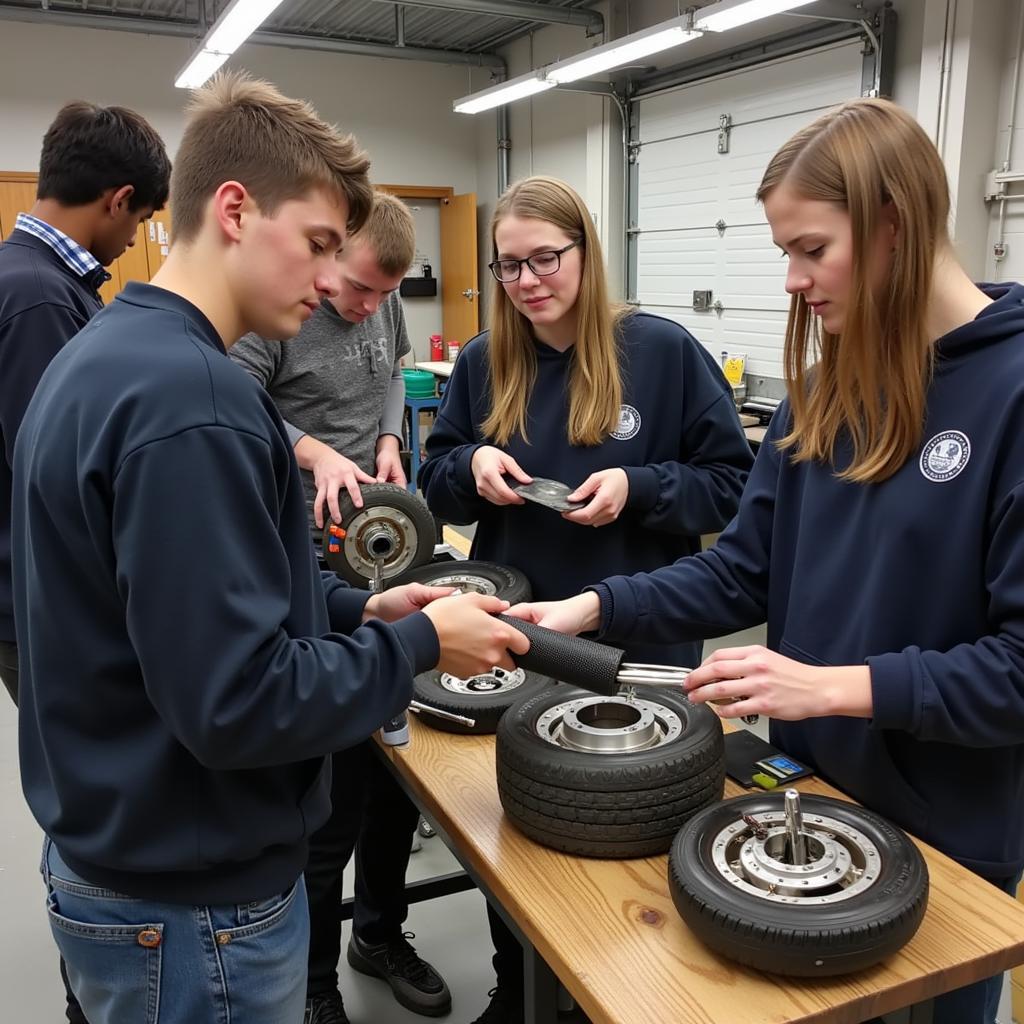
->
[12,72,527,1024]
[419,175,751,1024]
[510,99,1024,1024]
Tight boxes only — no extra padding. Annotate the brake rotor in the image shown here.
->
[339,504,420,580]
[710,809,881,905]
[534,695,683,754]
[439,666,527,694]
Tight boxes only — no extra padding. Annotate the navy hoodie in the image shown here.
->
[419,312,752,667]
[13,282,440,904]
[0,230,105,642]
[595,283,1024,878]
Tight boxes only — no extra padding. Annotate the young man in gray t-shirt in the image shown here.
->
[231,194,451,1024]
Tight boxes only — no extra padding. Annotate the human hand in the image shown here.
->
[423,593,531,677]
[504,592,602,636]
[685,646,873,721]
[363,584,455,623]
[471,446,532,506]
[312,449,376,527]
[562,469,629,527]
[375,435,407,486]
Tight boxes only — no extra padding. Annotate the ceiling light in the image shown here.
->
[454,73,555,114]
[174,0,288,89]
[695,0,818,33]
[175,49,232,90]
[546,17,700,84]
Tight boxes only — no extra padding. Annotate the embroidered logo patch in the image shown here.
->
[919,430,971,482]
[611,404,641,441]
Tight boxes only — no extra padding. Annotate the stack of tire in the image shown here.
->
[495,688,725,859]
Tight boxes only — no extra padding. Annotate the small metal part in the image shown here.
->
[372,555,384,595]
[717,113,731,154]
[612,663,760,725]
[742,813,768,841]
[408,701,477,728]
[785,789,807,866]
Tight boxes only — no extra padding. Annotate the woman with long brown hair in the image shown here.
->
[512,99,1024,1024]
[418,175,753,1023]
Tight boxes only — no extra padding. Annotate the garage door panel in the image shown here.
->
[635,39,864,378]
[638,42,865,144]
[639,305,790,378]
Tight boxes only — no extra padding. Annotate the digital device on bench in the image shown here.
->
[723,729,813,789]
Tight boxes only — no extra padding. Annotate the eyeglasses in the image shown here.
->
[488,240,580,283]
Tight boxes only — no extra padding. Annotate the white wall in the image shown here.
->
[472,15,621,323]
[400,198,444,360]
[986,1,1024,282]
[0,20,479,194]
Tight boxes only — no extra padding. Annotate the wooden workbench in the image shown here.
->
[379,718,1024,1024]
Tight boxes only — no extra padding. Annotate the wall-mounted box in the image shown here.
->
[400,277,438,298]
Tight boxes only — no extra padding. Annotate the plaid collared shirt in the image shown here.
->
[14,212,111,286]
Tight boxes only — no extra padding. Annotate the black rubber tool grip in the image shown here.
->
[496,614,624,696]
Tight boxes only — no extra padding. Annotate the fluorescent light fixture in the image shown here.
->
[175,49,232,90]
[454,72,555,114]
[546,17,700,84]
[174,0,288,89]
[695,0,818,33]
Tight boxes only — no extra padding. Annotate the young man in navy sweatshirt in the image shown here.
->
[0,100,170,708]
[0,98,170,1024]
[11,72,526,1024]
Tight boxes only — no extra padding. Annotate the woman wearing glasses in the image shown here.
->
[418,175,752,1024]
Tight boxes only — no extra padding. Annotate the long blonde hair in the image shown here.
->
[757,98,950,483]
[483,176,627,447]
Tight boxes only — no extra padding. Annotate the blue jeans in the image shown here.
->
[42,839,309,1024]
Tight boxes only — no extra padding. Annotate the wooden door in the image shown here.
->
[1,170,169,298]
[439,192,479,343]
[0,174,39,239]
[143,207,172,278]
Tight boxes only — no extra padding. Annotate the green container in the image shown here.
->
[402,368,437,398]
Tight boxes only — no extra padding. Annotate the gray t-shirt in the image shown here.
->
[230,291,411,528]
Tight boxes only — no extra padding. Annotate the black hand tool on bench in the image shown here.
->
[495,613,759,724]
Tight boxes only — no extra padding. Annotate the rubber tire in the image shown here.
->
[322,483,435,588]
[496,686,724,858]
[401,560,537,734]
[668,794,929,976]
[413,669,555,735]
[389,559,532,606]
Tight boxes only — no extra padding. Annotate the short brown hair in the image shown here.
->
[350,192,416,276]
[171,72,373,245]
[38,101,170,212]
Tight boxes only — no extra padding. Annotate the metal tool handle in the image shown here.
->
[495,614,624,696]
[409,701,477,728]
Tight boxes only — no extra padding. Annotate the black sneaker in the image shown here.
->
[470,986,524,1024]
[347,930,452,1017]
[304,991,350,1024]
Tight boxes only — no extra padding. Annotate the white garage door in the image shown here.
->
[634,41,866,379]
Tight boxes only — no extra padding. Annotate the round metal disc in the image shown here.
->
[710,811,882,905]
[534,695,683,754]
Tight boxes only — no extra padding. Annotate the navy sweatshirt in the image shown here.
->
[0,229,104,642]
[419,312,752,667]
[13,282,440,904]
[595,284,1024,878]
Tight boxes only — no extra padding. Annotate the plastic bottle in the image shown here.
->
[381,711,411,748]
[430,334,443,361]
[447,340,460,362]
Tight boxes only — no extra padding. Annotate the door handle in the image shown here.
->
[462,289,480,300]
